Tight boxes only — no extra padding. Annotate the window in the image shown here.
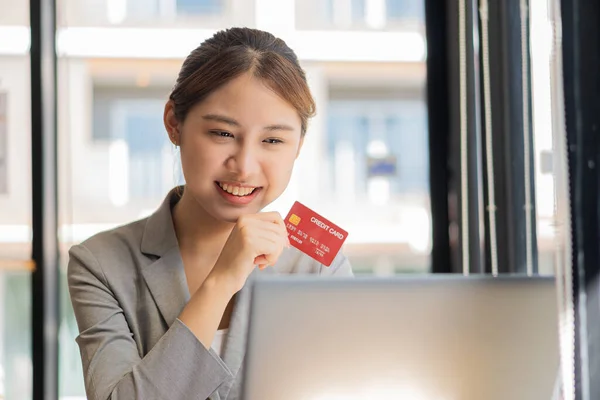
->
[125,0,160,22]
[319,98,430,274]
[122,0,225,22]
[62,0,235,26]
[386,0,424,20]
[122,109,170,200]
[325,0,368,28]
[350,0,366,25]
[93,92,176,205]
[327,100,428,200]
[176,0,223,15]
[299,0,424,30]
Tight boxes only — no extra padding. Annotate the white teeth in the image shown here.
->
[218,182,257,197]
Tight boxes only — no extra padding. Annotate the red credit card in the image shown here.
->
[284,201,348,267]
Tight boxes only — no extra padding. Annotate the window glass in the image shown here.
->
[0,1,32,398]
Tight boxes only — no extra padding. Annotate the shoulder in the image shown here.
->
[71,217,148,261]
[271,246,353,277]
[67,217,150,282]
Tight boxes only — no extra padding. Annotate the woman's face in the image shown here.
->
[165,72,304,223]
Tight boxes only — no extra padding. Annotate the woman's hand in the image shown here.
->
[209,211,290,294]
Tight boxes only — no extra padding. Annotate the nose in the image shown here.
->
[225,142,260,180]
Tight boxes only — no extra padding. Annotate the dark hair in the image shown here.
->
[169,27,316,135]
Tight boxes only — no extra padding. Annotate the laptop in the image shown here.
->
[242,275,560,400]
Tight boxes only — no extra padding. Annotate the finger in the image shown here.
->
[259,234,288,263]
[248,218,289,243]
[254,255,269,265]
[261,251,282,266]
[252,235,284,266]
[236,212,282,230]
[255,230,287,253]
[255,212,287,230]
[285,232,292,247]
[241,212,288,240]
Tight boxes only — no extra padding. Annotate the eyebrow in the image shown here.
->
[263,124,296,132]
[202,113,296,132]
[202,114,240,127]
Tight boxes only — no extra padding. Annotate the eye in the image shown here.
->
[263,138,284,144]
[210,130,233,138]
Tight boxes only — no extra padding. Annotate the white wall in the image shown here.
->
[0,1,28,25]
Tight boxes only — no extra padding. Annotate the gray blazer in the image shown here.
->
[68,188,353,400]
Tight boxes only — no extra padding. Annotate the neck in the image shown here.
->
[172,189,234,258]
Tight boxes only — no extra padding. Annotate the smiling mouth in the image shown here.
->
[216,182,261,197]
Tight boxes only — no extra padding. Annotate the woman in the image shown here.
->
[68,27,353,400]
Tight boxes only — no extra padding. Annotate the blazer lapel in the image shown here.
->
[140,189,190,327]
[142,247,189,327]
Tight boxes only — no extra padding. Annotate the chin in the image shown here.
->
[210,206,262,223]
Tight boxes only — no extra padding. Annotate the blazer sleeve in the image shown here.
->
[68,243,231,400]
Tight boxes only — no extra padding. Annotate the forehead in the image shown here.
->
[187,73,301,128]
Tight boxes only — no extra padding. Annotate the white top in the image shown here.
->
[211,329,228,357]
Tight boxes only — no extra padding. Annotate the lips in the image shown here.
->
[215,181,263,206]
[216,182,261,197]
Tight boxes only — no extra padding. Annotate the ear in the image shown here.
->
[163,100,180,145]
[295,136,305,159]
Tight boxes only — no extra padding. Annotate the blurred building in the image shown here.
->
[0,0,556,275]
[1,0,438,275]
